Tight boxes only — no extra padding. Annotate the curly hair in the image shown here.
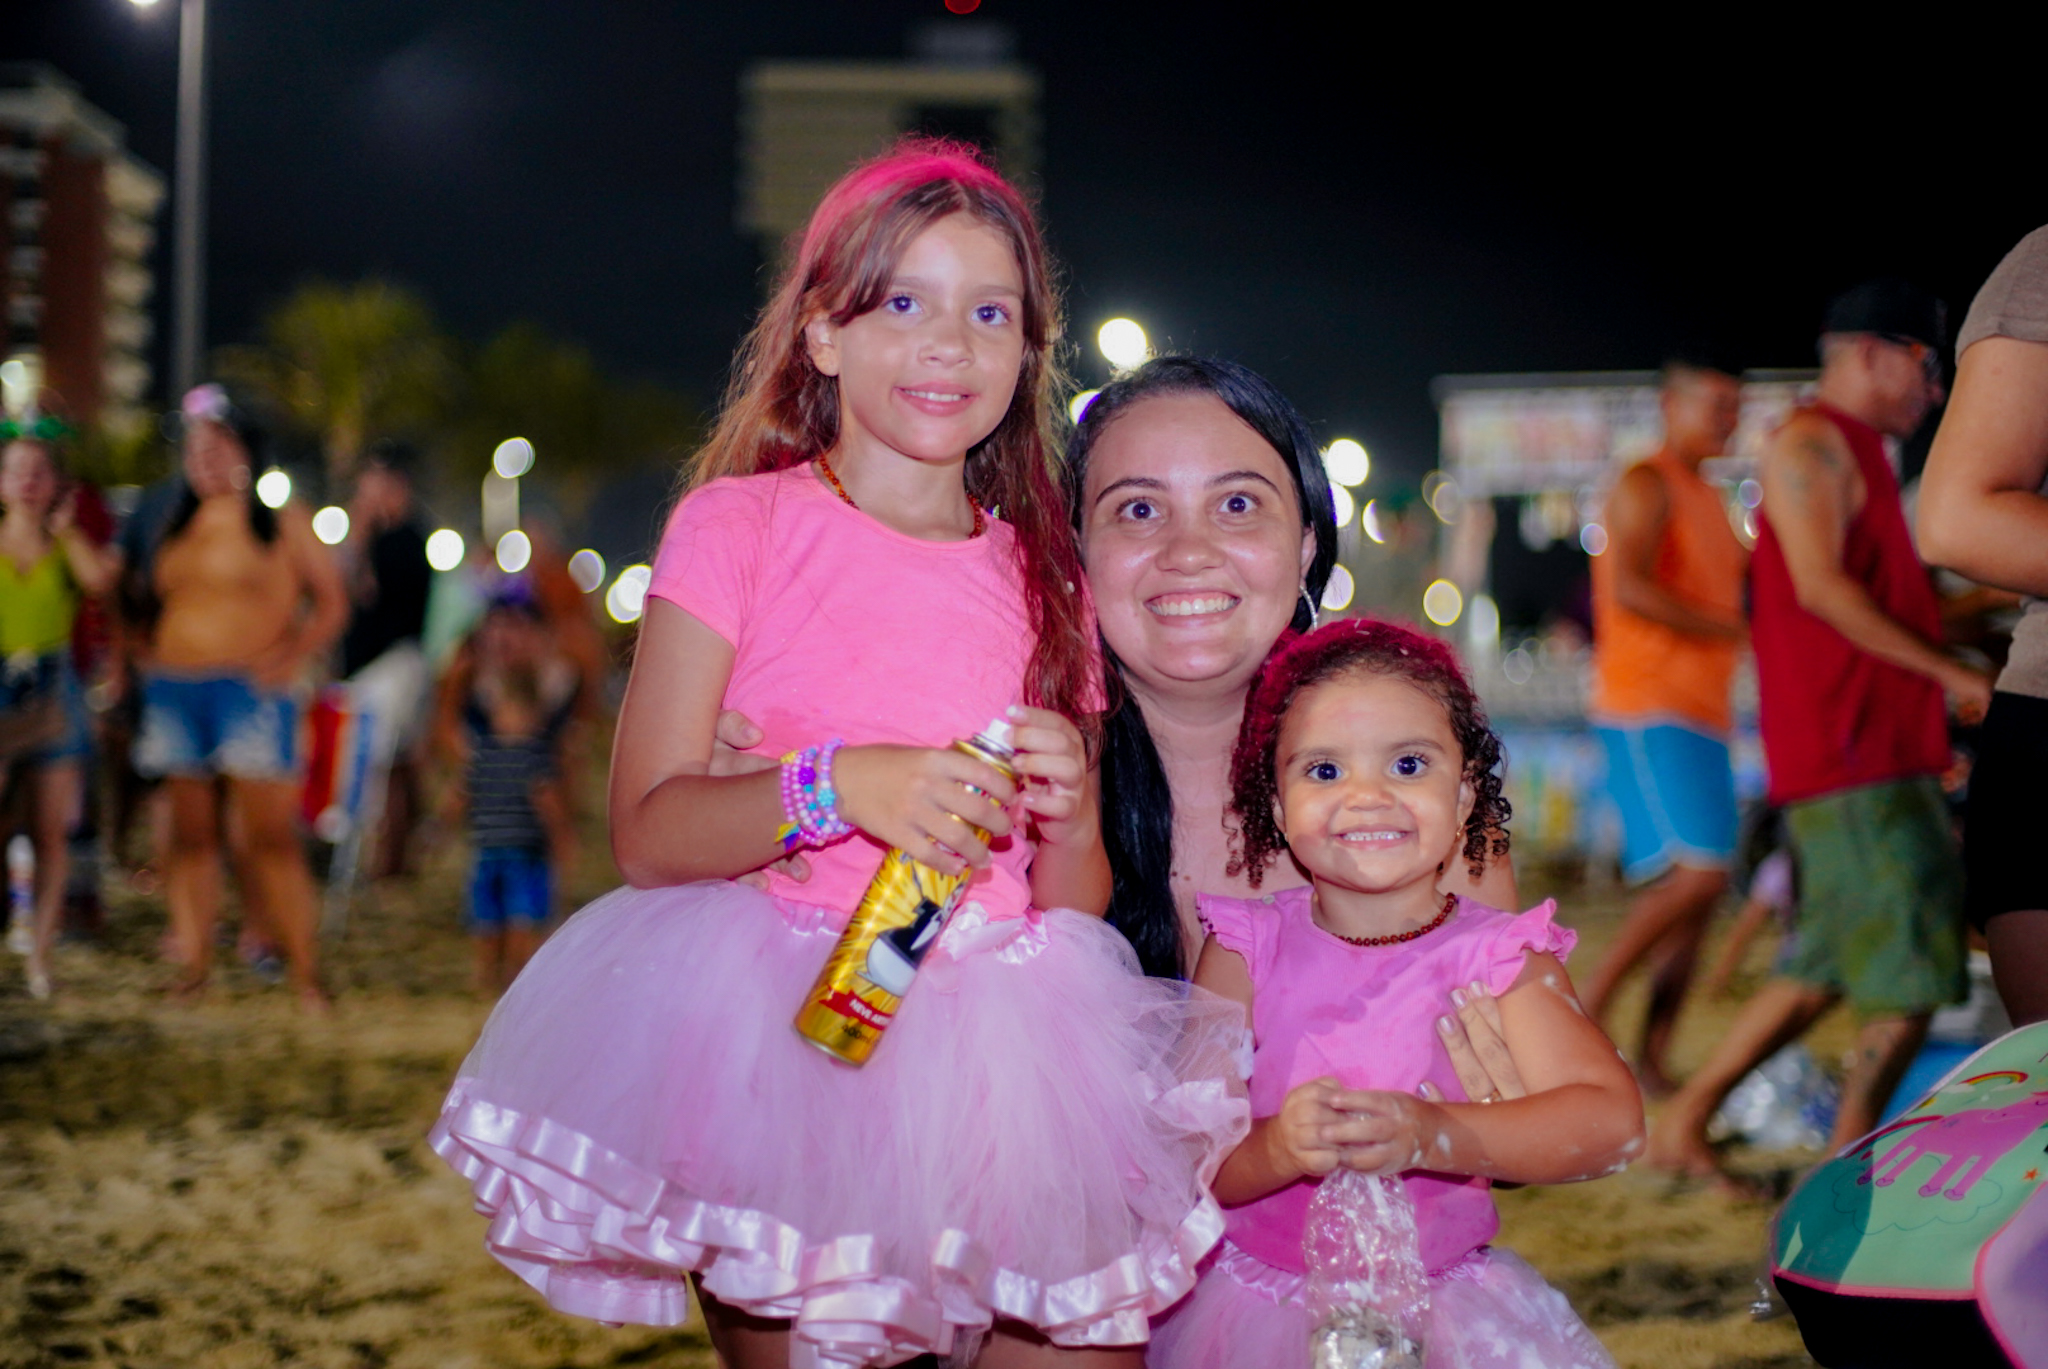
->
[1226,618,1511,886]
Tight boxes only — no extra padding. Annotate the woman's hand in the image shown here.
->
[834,742,1016,876]
[1263,1076,1348,1182]
[1330,1089,1442,1177]
[1422,979,1527,1106]
[1005,704,1092,836]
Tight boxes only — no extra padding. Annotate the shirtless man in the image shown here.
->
[132,385,346,1007]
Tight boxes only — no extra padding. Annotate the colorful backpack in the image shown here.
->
[1772,1021,2048,1366]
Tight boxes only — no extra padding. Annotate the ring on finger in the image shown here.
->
[1479,1089,1502,1104]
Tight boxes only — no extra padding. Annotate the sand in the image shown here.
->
[0,841,1838,1368]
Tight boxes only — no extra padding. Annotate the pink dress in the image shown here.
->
[1147,888,1615,1369]
[430,468,1249,1368]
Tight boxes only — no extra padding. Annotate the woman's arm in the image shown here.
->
[1916,335,2048,596]
[609,599,1021,889]
[254,504,347,687]
[1331,953,1644,1185]
[50,492,118,597]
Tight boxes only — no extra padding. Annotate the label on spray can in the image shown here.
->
[793,719,1018,1065]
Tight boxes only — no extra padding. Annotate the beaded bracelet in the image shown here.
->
[778,739,853,849]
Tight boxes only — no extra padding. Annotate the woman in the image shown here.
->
[132,384,347,1008]
[1065,357,1520,980]
[1,431,117,998]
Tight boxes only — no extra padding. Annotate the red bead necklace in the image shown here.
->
[1320,890,1459,948]
[815,453,985,539]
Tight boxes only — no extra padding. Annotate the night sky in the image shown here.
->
[8,3,2043,490]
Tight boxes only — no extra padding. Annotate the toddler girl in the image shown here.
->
[431,142,1246,1369]
[1150,619,1641,1368]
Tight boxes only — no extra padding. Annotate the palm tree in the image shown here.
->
[215,280,454,487]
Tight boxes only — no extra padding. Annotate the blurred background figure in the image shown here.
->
[1578,356,1749,1095]
[449,657,572,994]
[0,424,118,998]
[1651,281,1988,1177]
[1917,224,2048,1026]
[130,384,346,1009]
[340,438,433,881]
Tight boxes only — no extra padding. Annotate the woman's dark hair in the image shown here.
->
[1227,618,1511,886]
[1062,355,1340,978]
[162,387,278,548]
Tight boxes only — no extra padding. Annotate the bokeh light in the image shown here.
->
[606,564,653,624]
[1331,484,1355,529]
[1580,523,1610,556]
[426,528,466,572]
[1361,499,1387,545]
[1427,474,1464,523]
[255,469,292,509]
[1738,478,1763,509]
[568,548,606,593]
[1320,564,1356,613]
[1422,579,1463,627]
[492,437,535,480]
[495,530,532,573]
[1068,389,1100,425]
[1322,438,1370,487]
[1469,593,1501,647]
[1097,318,1149,371]
[311,506,349,545]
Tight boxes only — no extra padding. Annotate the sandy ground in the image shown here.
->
[0,833,1844,1368]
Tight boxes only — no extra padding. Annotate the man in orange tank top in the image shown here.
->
[1579,358,1748,1096]
[1651,282,1992,1182]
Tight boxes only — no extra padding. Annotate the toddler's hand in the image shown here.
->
[1004,704,1091,837]
[835,743,1016,875]
[1329,1089,1439,1177]
[1265,1076,1347,1181]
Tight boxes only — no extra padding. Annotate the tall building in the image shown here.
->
[739,23,1038,255]
[0,64,164,434]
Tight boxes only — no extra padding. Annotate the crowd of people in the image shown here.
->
[0,384,594,1010]
[4,134,2044,1367]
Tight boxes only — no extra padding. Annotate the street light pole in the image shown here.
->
[169,0,208,397]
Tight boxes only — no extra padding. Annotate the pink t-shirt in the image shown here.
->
[1199,887,1575,1276]
[648,465,1049,923]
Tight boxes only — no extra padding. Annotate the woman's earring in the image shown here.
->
[1299,585,1320,631]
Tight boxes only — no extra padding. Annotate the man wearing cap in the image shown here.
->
[1578,356,1748,1096]
[1650,281,1991,1177]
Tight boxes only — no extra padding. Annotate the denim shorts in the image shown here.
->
[468,846,553,932]
[0,651,92,766]
[134,672,299,781]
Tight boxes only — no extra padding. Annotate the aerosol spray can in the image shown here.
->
[794,718,1018,1065]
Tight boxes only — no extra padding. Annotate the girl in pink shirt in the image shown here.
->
[430,142,1247,1369]
[1151,620,1641,1368]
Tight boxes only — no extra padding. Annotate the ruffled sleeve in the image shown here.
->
[1477,898,1577,997]
[1196,892,1270,984]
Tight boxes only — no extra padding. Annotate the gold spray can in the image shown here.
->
[794,718,1018,1065]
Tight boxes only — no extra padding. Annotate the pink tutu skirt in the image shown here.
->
[430,880,1249,1367]
[1147,1241,1614,1369]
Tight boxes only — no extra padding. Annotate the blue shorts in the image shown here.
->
[1596,721,1738,884]
[1,651,92,765]
[468,847,553,932]
[135,673,299,781]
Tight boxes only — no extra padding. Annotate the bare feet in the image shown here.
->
[1633,1061,1678,1102]
[1645,1108,1771,1199]
[296,984,334,1018]
[26,962,52,1001]
[163,972,209,1005]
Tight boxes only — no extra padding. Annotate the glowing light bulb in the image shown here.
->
[492,437,535,480]
[426,529,466,571]
[1323,438,1370,487]
[568,549,606,593]
[311,506,350,545]
[255,469,291,509]
[495,530,532,573]
[1320,564,1355,613]
[1097,318,1149,371]
[1423,579,1463,627]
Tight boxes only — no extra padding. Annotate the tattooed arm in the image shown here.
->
[1762,410,1991,718]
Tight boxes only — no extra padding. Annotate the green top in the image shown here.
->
[0,547,78,657]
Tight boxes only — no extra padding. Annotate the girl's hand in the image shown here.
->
[834,742,1016,875]
[709,709,811,885]
[1329,1089,1440,1177]
[1005,704,1091,835]
[1264,1076,1348,1181]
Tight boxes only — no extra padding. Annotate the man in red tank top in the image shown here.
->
[1650,282,1992,1180]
